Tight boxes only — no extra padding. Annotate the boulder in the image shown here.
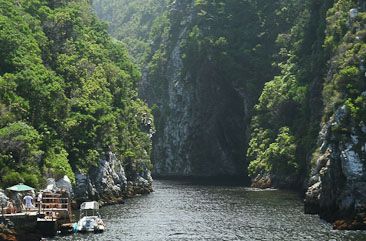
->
[74,173,96,203]
[251,174,272,189]
[45,178,56,191]
[56,175,73,196]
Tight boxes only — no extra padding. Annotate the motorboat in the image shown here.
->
[76,201,105,233]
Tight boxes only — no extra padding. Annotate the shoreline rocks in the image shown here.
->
[74,151,153,205]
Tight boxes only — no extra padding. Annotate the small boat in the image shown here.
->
[76,201,105,233]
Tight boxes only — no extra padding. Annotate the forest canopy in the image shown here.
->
[0,0,153,188]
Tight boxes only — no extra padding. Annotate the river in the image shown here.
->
[51,180,366,241]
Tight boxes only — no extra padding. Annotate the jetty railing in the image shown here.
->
[35,192,72,222]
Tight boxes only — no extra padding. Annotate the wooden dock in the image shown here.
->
[36,192,73,223]
[3,191,73,236]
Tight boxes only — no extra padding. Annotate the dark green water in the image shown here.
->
[51,180,366,241]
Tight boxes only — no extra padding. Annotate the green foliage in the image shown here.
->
[0,122,43,164]
[317,0,366,169]
[248,0,366,188]
[0,122,43,187]
[247,128,273,175]
[179,0,304,94]
[247,62,306,180]
[44,146,75,184]
[94,0,365,188]
[322,0,366,120]
[267,127,299,176]
[248,127,299,178]
[247,0,333,186]
[323,0,354,51]
[2,171,24,187]
[92,0,169,66]
[94,0,315,180]
[248,127,300,178]
[0,0,153,188]
[345,95,366,121]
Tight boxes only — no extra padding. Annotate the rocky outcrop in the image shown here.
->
[44,177,73,197]
[250,174,272,189]
[305,105,366,229]
[74,151,152,205]
[55,176,73,195]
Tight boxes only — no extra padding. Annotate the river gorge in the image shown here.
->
[1,1,366,240]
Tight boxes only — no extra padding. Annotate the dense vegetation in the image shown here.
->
[94,0,313,177]
[247,0,333,187]
[93,0,169,66]
[322,0,366,163]
[0,0,153,188]
[1,0,364,191]
[94,0,365,187]
[139,0,306,107]
[247,0,366,187]
[184,0,304,91]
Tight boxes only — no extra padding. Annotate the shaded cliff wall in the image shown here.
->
[94,0,300,178]
[146,1,249,177]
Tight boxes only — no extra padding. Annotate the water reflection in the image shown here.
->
[50,180,366,241]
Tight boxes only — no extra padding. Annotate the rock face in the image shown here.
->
[55,176,73,195]
[142,1,248,178]
[45,177,73,196]
[74,152,152,204]
[305,105,366,229]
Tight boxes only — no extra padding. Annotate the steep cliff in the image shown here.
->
[304,0,366,228]
[146,0,250,177]
[94,0,301,178]
[305,104,366,229]
[247,0,332,188]
[244,0,366,228]
[93,0,366,228]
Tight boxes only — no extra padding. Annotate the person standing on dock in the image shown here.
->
[37,191,43,213]
[23,193,34,213]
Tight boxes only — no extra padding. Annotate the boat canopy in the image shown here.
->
[80,201,99,210]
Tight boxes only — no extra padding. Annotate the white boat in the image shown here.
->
[76,201,105,233]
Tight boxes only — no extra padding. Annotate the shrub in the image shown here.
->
[44,146,75,184]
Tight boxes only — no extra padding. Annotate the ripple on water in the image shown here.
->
[50,180,366,241]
